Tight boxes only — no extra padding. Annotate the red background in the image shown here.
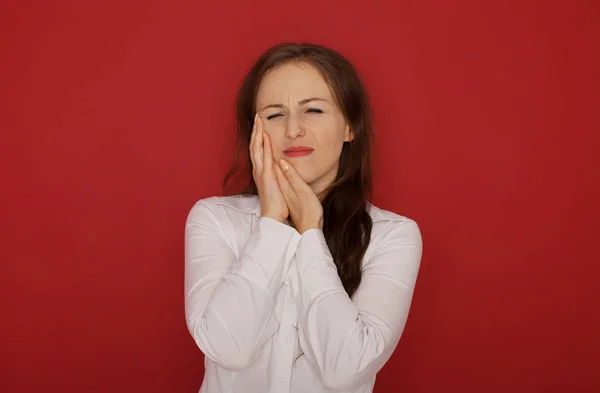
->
[1,1,599,392]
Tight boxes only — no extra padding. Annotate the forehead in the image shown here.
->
[256,62,333,105]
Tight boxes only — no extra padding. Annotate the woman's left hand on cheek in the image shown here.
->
[274,159,323,234]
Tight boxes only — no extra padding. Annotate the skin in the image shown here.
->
[250,62,353,234]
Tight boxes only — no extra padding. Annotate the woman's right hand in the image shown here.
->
[250,113,289,223]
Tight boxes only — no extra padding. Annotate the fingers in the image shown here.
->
[249,115,257,167]
[279,159,308,193]
[251,114,263,171]
[274,163,296,200]
[250,114,257,150]
[263,130,273,170]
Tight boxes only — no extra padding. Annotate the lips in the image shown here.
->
[284,146,313,158]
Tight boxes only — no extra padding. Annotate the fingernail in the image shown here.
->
[280,159,289,171]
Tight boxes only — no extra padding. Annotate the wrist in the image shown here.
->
[296,221,322,235]
[261,213,287,223]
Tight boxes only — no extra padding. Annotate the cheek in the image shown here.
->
[322,139,345,163]
[314,124,347,157]
[264,130,284,160]
[262,120,287,142]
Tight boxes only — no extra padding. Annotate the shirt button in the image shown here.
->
[283,338,289,344]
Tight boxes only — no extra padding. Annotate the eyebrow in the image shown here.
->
[259,97,328,111]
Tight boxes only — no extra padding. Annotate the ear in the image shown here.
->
[343,123,354,142]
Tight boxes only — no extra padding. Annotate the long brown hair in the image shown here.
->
[223,43,373,297]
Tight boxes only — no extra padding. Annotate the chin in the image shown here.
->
[294,167,316,184]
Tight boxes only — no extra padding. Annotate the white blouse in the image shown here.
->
[184,195,422,393]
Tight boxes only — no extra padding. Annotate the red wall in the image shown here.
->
[2,1,599,392]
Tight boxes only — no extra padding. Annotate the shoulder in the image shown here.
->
[186,194,260,224]
[366,203,423,253]
[368,203,420,231]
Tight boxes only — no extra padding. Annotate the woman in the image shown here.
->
[185,43,423,393]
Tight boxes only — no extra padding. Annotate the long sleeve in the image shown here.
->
[294,219,423,390]
[184,200,301,371]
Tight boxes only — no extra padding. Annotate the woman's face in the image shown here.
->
[255,62,353,195]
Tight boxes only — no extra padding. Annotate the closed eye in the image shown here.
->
[306,108,323,114]
[266,113,283,120]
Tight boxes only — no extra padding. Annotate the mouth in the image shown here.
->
[283,147,314,158]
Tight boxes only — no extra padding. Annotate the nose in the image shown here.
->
[284,116,305,140]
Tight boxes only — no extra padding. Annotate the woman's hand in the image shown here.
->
[251,114,289,223]
[274,159,323,234]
